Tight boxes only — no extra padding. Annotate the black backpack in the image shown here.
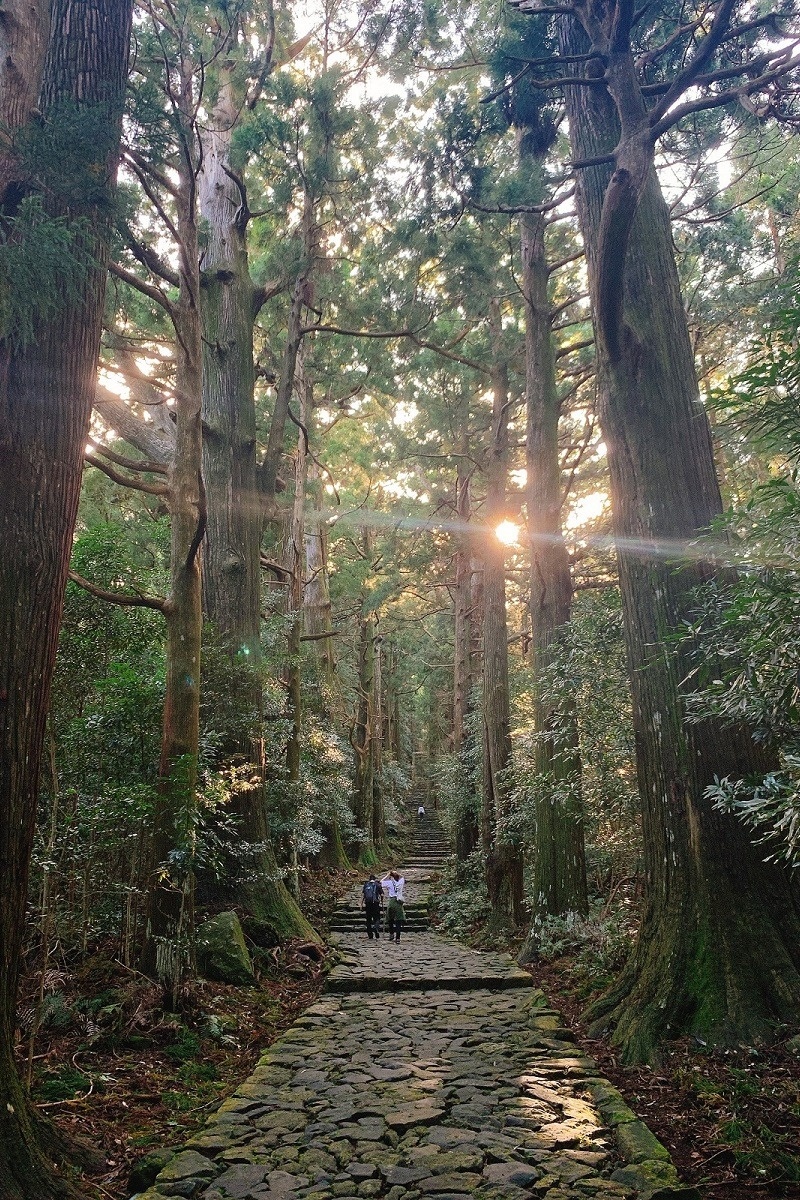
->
[363,880,380,903]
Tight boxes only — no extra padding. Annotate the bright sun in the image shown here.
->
[495,520,520,546]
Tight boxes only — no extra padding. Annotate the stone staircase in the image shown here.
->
[328,810,450,937]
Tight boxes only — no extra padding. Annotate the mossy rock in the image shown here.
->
[611,1159,701,1199]
[128,1147,179,1193]
[614,1119,672,1164]
[241,914,281,948]
[196,911,255,984]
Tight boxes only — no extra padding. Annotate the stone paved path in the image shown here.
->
[134,835,696,1200]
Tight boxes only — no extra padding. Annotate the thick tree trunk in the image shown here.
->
[561,16,800,1059]
[142,68,204,991]
[197,72,316,941]
[481,310,523,923]
[261,192,315,508]
[0,0,48,196]
[304,460,349,869]
[284,371,309,894]
[0,2,131,1193]
[304,462,336,690]
[199,74,261,658]
[519,171,586,959]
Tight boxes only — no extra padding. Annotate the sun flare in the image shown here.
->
[495,520,520,546]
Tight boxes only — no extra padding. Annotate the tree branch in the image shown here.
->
[88,440,168,475]
[648,0,738,126]
[121,228,180,287]
[85,448,169,495]
[109,261,176,317]
[68,570,168,613]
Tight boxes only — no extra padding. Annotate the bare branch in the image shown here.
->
[68,570,168,613]
[109,261,176,318]
[88,440,168,475]
[648,0,739,126]
[85,448,170,495]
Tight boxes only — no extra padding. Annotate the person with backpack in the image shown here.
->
[361,874,384,939]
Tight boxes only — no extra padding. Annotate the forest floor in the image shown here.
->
[526,959,800,1200]
[17,867,354,1200]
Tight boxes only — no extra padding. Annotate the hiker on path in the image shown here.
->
[382,870,406,943]
[361,873,384,939]
[417,803,425,817]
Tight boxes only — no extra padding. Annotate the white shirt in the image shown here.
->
[384,875,405,901]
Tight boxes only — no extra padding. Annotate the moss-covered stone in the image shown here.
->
[611,1159,701,1199]
[154,1148,218,1183]
[613,1120,671,1164]
[128,1148,179,1193]
[196,911,254,984]
[581,1081,637,1126]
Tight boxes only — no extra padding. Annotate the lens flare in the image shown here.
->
[495,520,520,546]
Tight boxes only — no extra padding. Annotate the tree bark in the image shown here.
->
[196,60,316,941]
[481,304,523,923]
[371,630,386,854]
[352,550,377,864]
[304,460,349,869]
[0,0,49,197]
[453,451,480,860]
[141,57,204,993]
[519,153,586,958]
[198,70,261,658]
[560,13,800,1060]
[0,2,131,1193]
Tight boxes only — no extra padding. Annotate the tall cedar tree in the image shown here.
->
[0,1,132,1193]
[503,29,589,938]
[512,0,800,1058]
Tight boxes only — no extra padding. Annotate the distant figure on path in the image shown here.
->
[383,870,406,942]
[417,803,425,818]
[361,874,384,939]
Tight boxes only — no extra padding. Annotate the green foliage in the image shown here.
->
[679,1061,800,1184]
[165,1028,201,1064]
[37,991,74,1031]
[511,590,641,881]
[534,900,636,996]
[432,704,483,845]
[18,101,120,208]
[685,486,800,869]
[711,291,800,462]
[265,719,355,857]
[430,851,493,942]
[34,1067,91,1103]
[705,768,800,870]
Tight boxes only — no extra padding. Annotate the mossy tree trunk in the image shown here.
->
[353,615,377,859]
[559,13,800,1060]
[518,155,586,960]
[372,629,386,855]
[0,2,131,1193]
[352,557,378,863]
